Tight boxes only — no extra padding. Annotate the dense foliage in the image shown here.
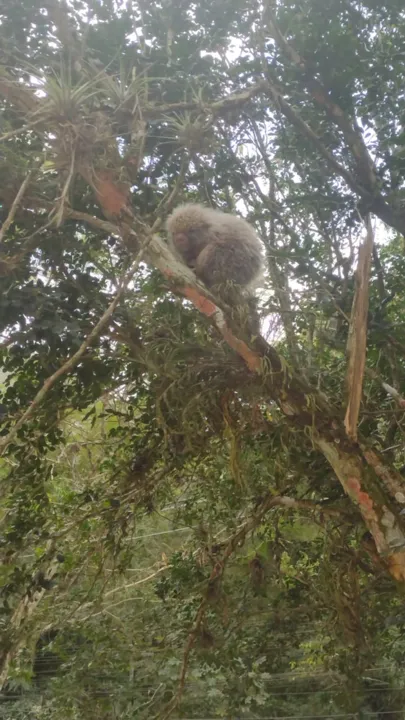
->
[2,0,405,717]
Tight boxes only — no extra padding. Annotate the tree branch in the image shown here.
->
[265,5,378,193]
[264,80,365,195]
[344,215,373,441]
[0,240,148,456]
[263,6,405,236]
[0,172,32,243]
[160,493,285,719]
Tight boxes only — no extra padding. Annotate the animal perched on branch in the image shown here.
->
[166,204,263,291]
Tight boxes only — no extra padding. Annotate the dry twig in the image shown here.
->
[345,216,373,441]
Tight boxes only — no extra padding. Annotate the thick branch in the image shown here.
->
[264,80,366,195]
[264,8,405,236]
[265,6,378,193]
[0,541,59,686]
[145,80,268,119]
